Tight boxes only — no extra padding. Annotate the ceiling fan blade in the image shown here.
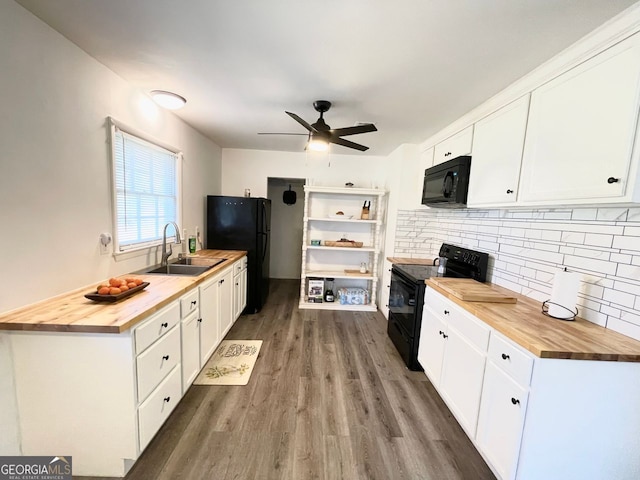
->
[257,132,308,135]
[329,136,369,152]
[285,111,317,133]
[329,124,377,137]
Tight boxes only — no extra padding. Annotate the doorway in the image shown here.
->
[267,177,305,279]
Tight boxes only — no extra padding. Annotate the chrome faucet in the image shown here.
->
[161,222,182,267]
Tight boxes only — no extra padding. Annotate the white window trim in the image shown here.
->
[108,117,183,258]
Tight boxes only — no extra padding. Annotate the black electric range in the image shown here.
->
[388,243,489,370]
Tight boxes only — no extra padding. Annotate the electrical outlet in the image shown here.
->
[99,233,112,255]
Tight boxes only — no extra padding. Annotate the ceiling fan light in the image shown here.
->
[150,90,187,110]
[308,136,329,152]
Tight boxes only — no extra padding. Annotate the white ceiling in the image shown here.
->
[16,0,640,156]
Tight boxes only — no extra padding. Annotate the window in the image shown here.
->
[110,120,181,253]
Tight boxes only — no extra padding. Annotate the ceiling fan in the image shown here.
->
[258,100,377,152]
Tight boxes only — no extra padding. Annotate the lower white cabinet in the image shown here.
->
[218,267,234,339]
[476,361,529,480]
[199,275,221,365]
[418,291,489,437]
[420,288,640,480]
[181,309,201,391]
[233,257,247,320]
[137,365,182,451]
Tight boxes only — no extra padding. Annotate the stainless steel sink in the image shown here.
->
[139,257,227,276]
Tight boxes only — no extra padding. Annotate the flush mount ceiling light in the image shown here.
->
[307,133,329,152]
[150,90,187,110]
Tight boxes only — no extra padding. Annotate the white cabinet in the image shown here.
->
[476,361,529,480]
[433,126,473,166]
[233,257,248,320]
[519,33,640,204]
[417,305,447,381]
[299,186,387,312]
[396,145,429,210]
[467,95,530,207]
[199,275,221,365]
[218,267,234,339]
[418,289,489,437]
[420,290,640,480]
[181,309,201,391]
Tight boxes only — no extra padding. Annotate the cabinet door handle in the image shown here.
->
[501,353,510,360]
[438,330,444,336]
[220,279,225,284]
[236,282,239,286]
[164,396,171,403]
[161,322,168,328]
[162,355,170,361]
[506,189,514,194]
[443,310,450,315]
[197,318,202,323]
[191,300,197,306]
[607,177,620,184]
[511,397,520,405]
[442,333,449,339]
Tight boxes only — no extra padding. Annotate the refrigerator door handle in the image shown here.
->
[259,232,268,264]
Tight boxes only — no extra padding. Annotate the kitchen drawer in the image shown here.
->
[233,259,243,275]
[180,289,199,319]
[488,332,534,387]
[425,287,490,352]
[135,301,180,354]
[138,365,182,451]
[136,325,180,403]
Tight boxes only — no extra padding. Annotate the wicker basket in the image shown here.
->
[324,240,363,248]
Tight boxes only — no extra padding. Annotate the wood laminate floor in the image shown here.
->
[77,279,495,480]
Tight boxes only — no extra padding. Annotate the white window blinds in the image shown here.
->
[112,128,180,252]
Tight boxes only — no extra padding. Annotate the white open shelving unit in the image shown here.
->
[299,185,387,312]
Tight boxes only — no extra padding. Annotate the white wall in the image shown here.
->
[221,149,389,199]
[267,179,305,279]
[0,0,222,455]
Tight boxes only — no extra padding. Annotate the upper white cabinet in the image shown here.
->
[519,33,640,204]
[467,95,530,207]
[433,126,473,166]
[397,145,431,210]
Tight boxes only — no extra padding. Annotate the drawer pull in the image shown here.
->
[191,300,197,306]
[197,318,202,323]
[511,397,520,405]
[607,177,619,184]
[506,189,514,194]
[164,396,171,403]
[161,322,168,328]
[162,355,170,361]
[501,353,510,360]
[443,310,450,315]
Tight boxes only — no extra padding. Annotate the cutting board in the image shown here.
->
[429,278,518,304]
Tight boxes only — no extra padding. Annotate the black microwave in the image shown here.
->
[422,155,471,207]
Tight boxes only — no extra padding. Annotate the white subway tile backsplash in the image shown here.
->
[596,208,628,221]
[561,231,586,244]
[564,255,617,275]
[584,233,613,248]
[571,208,598,221]
[612,235,640,251]
[603,289,636,309]
[606,317,640,339]
[395,205,640,340]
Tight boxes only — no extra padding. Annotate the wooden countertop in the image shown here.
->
[0,250,246,334]
[387,257,437,265]
[426,278,640,362]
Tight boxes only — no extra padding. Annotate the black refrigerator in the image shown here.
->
[206,196,271,313]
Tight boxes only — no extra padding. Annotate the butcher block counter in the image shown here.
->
[426,277,640,362]
[0,249,246,334]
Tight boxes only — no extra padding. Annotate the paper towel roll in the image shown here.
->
[548,269,581,319]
